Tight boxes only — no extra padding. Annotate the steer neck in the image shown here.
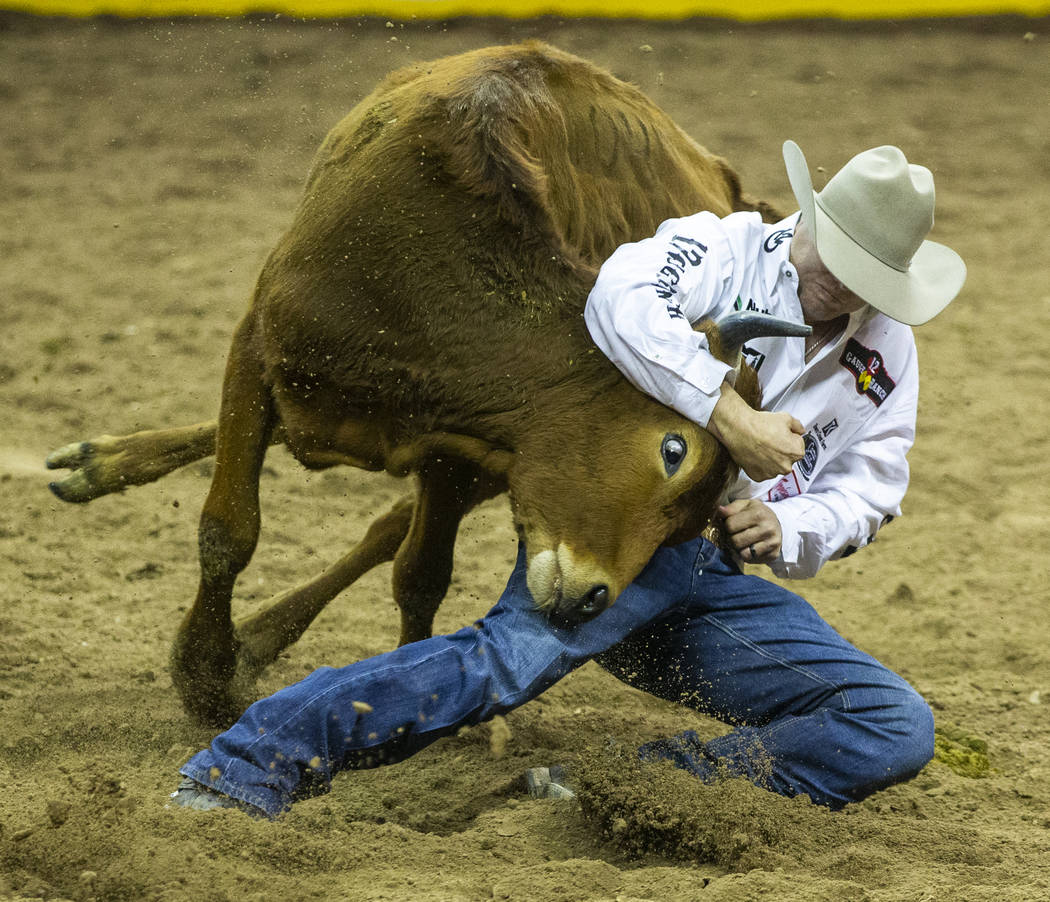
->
[459,328,622,443]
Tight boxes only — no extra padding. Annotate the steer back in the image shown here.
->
[247,42,787,624]
[255,40,775,430]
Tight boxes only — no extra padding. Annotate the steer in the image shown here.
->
[47,42,807,725]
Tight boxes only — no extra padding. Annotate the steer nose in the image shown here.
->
[549,584,610,629]
[579,584,609,618]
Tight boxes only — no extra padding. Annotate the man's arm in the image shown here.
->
[585,213,804,480]
[721,398,916,578]
[584,212,736,427]
[707,380,806,481]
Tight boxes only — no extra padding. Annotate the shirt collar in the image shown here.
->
[762,212,802,300]
[766,212,877,349]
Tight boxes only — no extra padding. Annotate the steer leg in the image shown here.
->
[170,316,276,726]
[394,458,503,646]
[46,420,287,503]
[46,422,219,503]
[229,496,415,691]
[188,459,501,716]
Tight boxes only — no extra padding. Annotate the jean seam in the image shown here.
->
[719,711,808,746]
[701,613,853,713]
[688,539,711,596]
[233,633,485,770]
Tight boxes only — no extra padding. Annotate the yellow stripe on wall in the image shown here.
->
[7,0,1050,18]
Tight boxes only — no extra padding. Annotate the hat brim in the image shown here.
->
[782,140,967,327]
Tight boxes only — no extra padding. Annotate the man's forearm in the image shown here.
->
[707,380,806,482]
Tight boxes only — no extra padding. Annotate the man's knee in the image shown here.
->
[887,686,936,777]
[852,683,935,792]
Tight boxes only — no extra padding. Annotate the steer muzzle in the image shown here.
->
[524,544,617,627]
[547,584,610,629]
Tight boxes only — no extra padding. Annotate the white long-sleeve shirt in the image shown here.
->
[584,211,918,579]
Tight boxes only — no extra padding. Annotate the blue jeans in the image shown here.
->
[180,538,934,816]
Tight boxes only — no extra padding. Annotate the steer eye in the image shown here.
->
[661,434,687,476]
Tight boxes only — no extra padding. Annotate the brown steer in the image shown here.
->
[47,42,805,725]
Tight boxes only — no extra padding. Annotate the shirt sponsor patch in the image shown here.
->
[839,338,896,406]
[766,471,802,501]
[741,344,766,373]
[733,295,770,315]
[797,432,820,479]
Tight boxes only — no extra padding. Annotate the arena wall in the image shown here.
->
[7,0,1050,20]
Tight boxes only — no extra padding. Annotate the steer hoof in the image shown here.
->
[170,634,244,728]
[171,671,243,729]
[45,441,117,503]
[46,440,92,471]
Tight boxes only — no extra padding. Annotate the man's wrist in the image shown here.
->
[708,381,750,450]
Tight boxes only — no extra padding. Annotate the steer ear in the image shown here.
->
[700,312,811,366]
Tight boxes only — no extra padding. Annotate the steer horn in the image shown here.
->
[713,311,811,361]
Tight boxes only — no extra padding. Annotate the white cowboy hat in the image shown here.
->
[782,140,966,326]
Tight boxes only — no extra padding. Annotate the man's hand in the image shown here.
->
[719,499,783,564]
[707,380,805,482]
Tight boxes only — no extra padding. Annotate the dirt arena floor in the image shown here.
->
[2,11,1049,901]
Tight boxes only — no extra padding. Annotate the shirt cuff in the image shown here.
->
[767,500,802,567]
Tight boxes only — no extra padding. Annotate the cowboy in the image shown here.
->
[171,140,965,817]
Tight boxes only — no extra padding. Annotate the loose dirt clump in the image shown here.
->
[574,748,832,870]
